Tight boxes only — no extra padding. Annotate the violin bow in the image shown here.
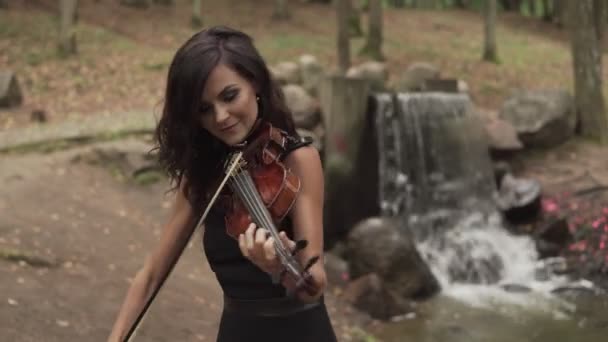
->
[122,153,243,342]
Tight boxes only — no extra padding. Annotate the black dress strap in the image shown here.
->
[281,134,314,158]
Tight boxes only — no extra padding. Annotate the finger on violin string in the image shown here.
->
[238,233,249,258]
[279,231,297,251]
[255,227,268,246]
[263,237,276,261]
[245,223,256,250]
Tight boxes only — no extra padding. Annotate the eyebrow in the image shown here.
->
[201,84,238,105]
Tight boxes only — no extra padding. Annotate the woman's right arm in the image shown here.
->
[107,181,199,342]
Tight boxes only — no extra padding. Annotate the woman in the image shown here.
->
[107,26,337,342]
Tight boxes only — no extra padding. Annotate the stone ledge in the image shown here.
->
[0,111,157,152]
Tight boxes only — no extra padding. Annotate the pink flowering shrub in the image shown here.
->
[541,192,608,276]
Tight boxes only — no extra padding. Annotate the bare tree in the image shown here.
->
[121,0,151,8]
[359,0,384,61]
[482,0,499,63]
[336,0,351,74]
[346,0,363,38]
[191,0,202,27]
[593,0,607,51]
[570,0,608,144]
[541,0,552,22]
[58,0,78,56]
[273,0,290,20]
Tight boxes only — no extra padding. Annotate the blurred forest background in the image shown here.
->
[3,1,608,341]
[1,0,607,144]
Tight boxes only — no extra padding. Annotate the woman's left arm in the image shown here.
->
[284,145,328,302]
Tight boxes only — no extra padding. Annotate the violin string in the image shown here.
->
[230,170,269,235]
[237,172,277,241]
[241,172,280,239]
[232,169,287,258]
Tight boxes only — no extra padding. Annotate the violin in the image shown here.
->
[122,121,319,342]
[218,121,320,297]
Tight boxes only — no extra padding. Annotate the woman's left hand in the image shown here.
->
[238,223,296,275]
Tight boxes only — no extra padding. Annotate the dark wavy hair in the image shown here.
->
[154,26,296,209]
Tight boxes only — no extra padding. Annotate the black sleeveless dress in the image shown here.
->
[201,135,337,342]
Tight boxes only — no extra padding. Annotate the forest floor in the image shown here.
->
[2,1,608,341]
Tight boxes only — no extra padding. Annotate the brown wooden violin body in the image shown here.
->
[217,121,320,297]
[221,121,301,239]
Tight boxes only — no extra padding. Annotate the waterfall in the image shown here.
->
[372,92,576,310]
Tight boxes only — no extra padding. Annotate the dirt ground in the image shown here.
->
[0,138,371,342]
[3,1,608,341]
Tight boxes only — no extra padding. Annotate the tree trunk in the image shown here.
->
[527,0,536,16]
[319,76,373,247]
[570,0,608,144]
[58,0,78,56]
[346,0,363,38]
[359,0,384,61]
[191,0,202,27]
[336,0,351,75]
[482,0,499,63]
[593,0,607,51]
[273,0,290,20]
[542,0,552,22]
[389,0,406,7]
[553,0,568,27]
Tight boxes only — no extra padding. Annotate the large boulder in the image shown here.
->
[346,217,440,299]
[498,90,576,148]
[477,109,523,152]
[271,61,301,85]
[0,71,23,108]
[281,84,321,129]
[298,54,324,96]
[396,62,440,92]
[342,273,415,321]
[346,61,388,91]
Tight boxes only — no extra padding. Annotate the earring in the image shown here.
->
[256,96,260,102]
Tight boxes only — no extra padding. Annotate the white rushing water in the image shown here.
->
[372,92,595,319]
[416,211,582,317]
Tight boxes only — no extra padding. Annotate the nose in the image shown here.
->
[213,103,231,125]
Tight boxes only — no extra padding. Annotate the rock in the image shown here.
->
[341,273,415,321]
[492,161,512,188]
[71,146,160,183]
[476,108,523,153]
[30,109,48,123]
[396,62,440,92]
[298,54,324,96]
[323,252,350,286]
[271,61,301,85]
[0,71,23,108]
[484,116,524,151]
[346,61,388,91]
[494,173,542,224]
[498,90,576,148]
[501,283,532,293]
[346,217,440,299]
[534,217,573,258]
[444,239,504,284]
[281,84,320,129]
